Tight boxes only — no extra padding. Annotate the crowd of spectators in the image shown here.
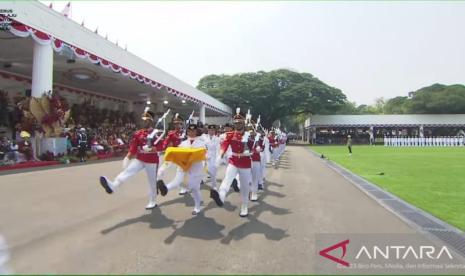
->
[64,122,138,160]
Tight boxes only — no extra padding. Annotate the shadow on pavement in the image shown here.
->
[163,212,226,244]
[220,216,290,245]
[100,208,177,235]
[100,158,290,244]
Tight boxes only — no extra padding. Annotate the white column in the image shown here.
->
[199,103,206,124]
[31,41,53,98]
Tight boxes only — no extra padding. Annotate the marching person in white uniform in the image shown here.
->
[158,123,207,215]
[203,125,221,190]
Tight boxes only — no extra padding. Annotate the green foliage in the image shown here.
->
[405,84,465,114]
[198,71,465,120]
[383,84,465,114]
[197,69,348,127]
[384,96,409,114]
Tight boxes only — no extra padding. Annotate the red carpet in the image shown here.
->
[0,160,61,171]
[97,153,116,160]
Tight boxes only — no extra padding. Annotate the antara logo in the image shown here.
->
[355,246,453,260]
[319,239,454,266]
[319,239,350,267]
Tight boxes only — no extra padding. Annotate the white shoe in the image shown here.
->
[192,207,201,215]
[239,204,248,217]
[179,187,188,195]
[250,192,258,201]
[145,198,157,210]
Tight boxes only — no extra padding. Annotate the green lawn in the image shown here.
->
[310,145,465,231]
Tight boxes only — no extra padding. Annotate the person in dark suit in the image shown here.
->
[77,128,88,162]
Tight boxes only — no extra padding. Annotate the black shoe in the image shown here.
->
[200,180,205,186]
[210,189,223,207]
[258,184,264,190]
[231,178,239,192]
[99,176,113,194]
[157,180,168,196]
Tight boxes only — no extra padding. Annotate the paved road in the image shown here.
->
[0,145,421,274]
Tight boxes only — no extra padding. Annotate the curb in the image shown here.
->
[306,146,465,258]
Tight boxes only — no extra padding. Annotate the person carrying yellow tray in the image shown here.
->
[158,123,207,215]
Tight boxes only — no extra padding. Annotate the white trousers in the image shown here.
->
[278,144,285,156]
[206,158,218,188]
[260,152,266,182]
[112,159,158,199]
[219,164,251,205]
[271,148,279,163]
[166,162,204,210]
[251,161,262,193]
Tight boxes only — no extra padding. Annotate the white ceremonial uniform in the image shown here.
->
[384,136,388,147]
[459,136,464,146]
[261,135,270,184]
[99,128,164,210]
[165,137,206,214]
[203,133,220,189]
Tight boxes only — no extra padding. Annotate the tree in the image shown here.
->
[197,69,349,127]
[374,97,385,114]
[403,84,465,114]
[384,96,409,114]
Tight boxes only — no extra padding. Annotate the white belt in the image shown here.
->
[231,152,251,157]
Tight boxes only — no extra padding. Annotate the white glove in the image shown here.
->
[142,145,152,152]
[256,146,262,152]
[243,150,250,156]
[122,157,130,169]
